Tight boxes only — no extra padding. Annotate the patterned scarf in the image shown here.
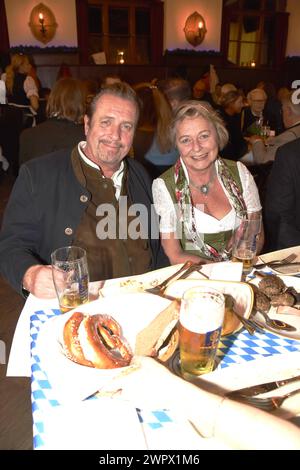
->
[174,157,247,260]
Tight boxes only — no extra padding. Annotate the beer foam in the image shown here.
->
[180,299,224,334]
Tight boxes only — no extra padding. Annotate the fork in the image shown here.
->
[145,260,194,295]
[255,253,297,269]
[232,387,300,411]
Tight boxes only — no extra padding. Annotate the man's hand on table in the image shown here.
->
[23,265,59,298]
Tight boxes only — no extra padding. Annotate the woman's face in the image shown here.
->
[175,116,219,172]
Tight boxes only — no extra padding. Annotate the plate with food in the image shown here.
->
[164,279,254,336]
[250,274,300,339]
[256,246,300,275]
[35,292,181,403]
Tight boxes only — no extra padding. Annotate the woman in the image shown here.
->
[152,100,264,265]
[133,82,178,178]
[19,77,86,165]
[2,53,39,128]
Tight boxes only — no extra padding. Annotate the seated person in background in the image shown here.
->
[132,82,178,179]
[264,137,300,251]
[242,88,268,135]
[0,82,168,298]
[218,90,248,161]
[157,77,191,112]
[152,100,264,265]
[192,79,214,106]
[19,78,87,165]
[256,81,284,135]
[1,53,39,128]
[246,91,300,164]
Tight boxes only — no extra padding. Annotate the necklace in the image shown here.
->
[189,171,216,196]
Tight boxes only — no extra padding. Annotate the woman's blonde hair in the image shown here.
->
[133,82,173,153]
[5,53,31,94]
[170,100,229,151]
[46,78,87,123]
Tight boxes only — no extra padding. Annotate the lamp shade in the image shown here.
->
[28,3,57,45]
[184,11,207,47]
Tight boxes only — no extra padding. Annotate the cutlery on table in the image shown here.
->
[229,387,300,412]
[145,260,194,295]
[254,253,297,269]
[226,374,300,398]
[229,308,264,335]
[257,309,296,332]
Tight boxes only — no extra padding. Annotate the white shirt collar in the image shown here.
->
[77,141,125,199]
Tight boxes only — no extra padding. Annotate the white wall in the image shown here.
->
[286,0,300,56]
[4,0,77,47]
[164,0,223,51]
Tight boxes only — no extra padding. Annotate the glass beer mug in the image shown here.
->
[178,286,225,378]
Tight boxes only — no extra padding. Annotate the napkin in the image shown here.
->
[40,398,147,450]
[209,261,243,282]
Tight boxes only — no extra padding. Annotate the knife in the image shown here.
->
[255,261,300,269]
[226,374,300,397]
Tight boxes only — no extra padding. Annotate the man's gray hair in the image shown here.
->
[170,100,229,151]
[87,81,140,124]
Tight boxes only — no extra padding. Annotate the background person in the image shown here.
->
[152,100,263,265]
[264,137,300,251]
[246,91,300,164]
[0,82,168,298]
[19,78,87,165]
[1,53,39,128]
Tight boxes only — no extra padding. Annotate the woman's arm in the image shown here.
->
[24,76,39,111]
[161,232,209,265]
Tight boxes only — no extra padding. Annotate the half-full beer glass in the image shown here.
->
[231,210,262,275]
[51,246,89,313]
[179,286,225,377]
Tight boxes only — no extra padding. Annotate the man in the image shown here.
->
[0,82,168,298]
[157,78,191,111]
[247,92,300,164]
[264,137,300,251]
[242,88,267,134]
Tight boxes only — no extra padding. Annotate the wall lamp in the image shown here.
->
[184,11,207,47]
[29,3,57,45]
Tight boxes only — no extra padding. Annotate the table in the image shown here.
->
[29,304,300,449]
[7,262,300,449]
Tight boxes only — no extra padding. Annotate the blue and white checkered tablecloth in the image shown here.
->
[30,308,300,449]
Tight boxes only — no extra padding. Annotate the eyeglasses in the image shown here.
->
[251,99,266,103]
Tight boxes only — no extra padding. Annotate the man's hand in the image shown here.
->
[23,265,58,298]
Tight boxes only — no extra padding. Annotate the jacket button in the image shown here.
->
[103,183,108,189]
[80,195,88,203]
[65,227,73,235]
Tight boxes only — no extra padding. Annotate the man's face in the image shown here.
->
[84,94,137,176]
[249,91,266,115]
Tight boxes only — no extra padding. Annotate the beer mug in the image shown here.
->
[51,246,89,313]
[231,210,262,275]
[179,286,225,377]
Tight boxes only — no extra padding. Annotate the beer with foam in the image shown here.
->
[179,287,224,377]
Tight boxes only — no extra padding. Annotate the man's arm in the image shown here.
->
[0,165,44,294]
